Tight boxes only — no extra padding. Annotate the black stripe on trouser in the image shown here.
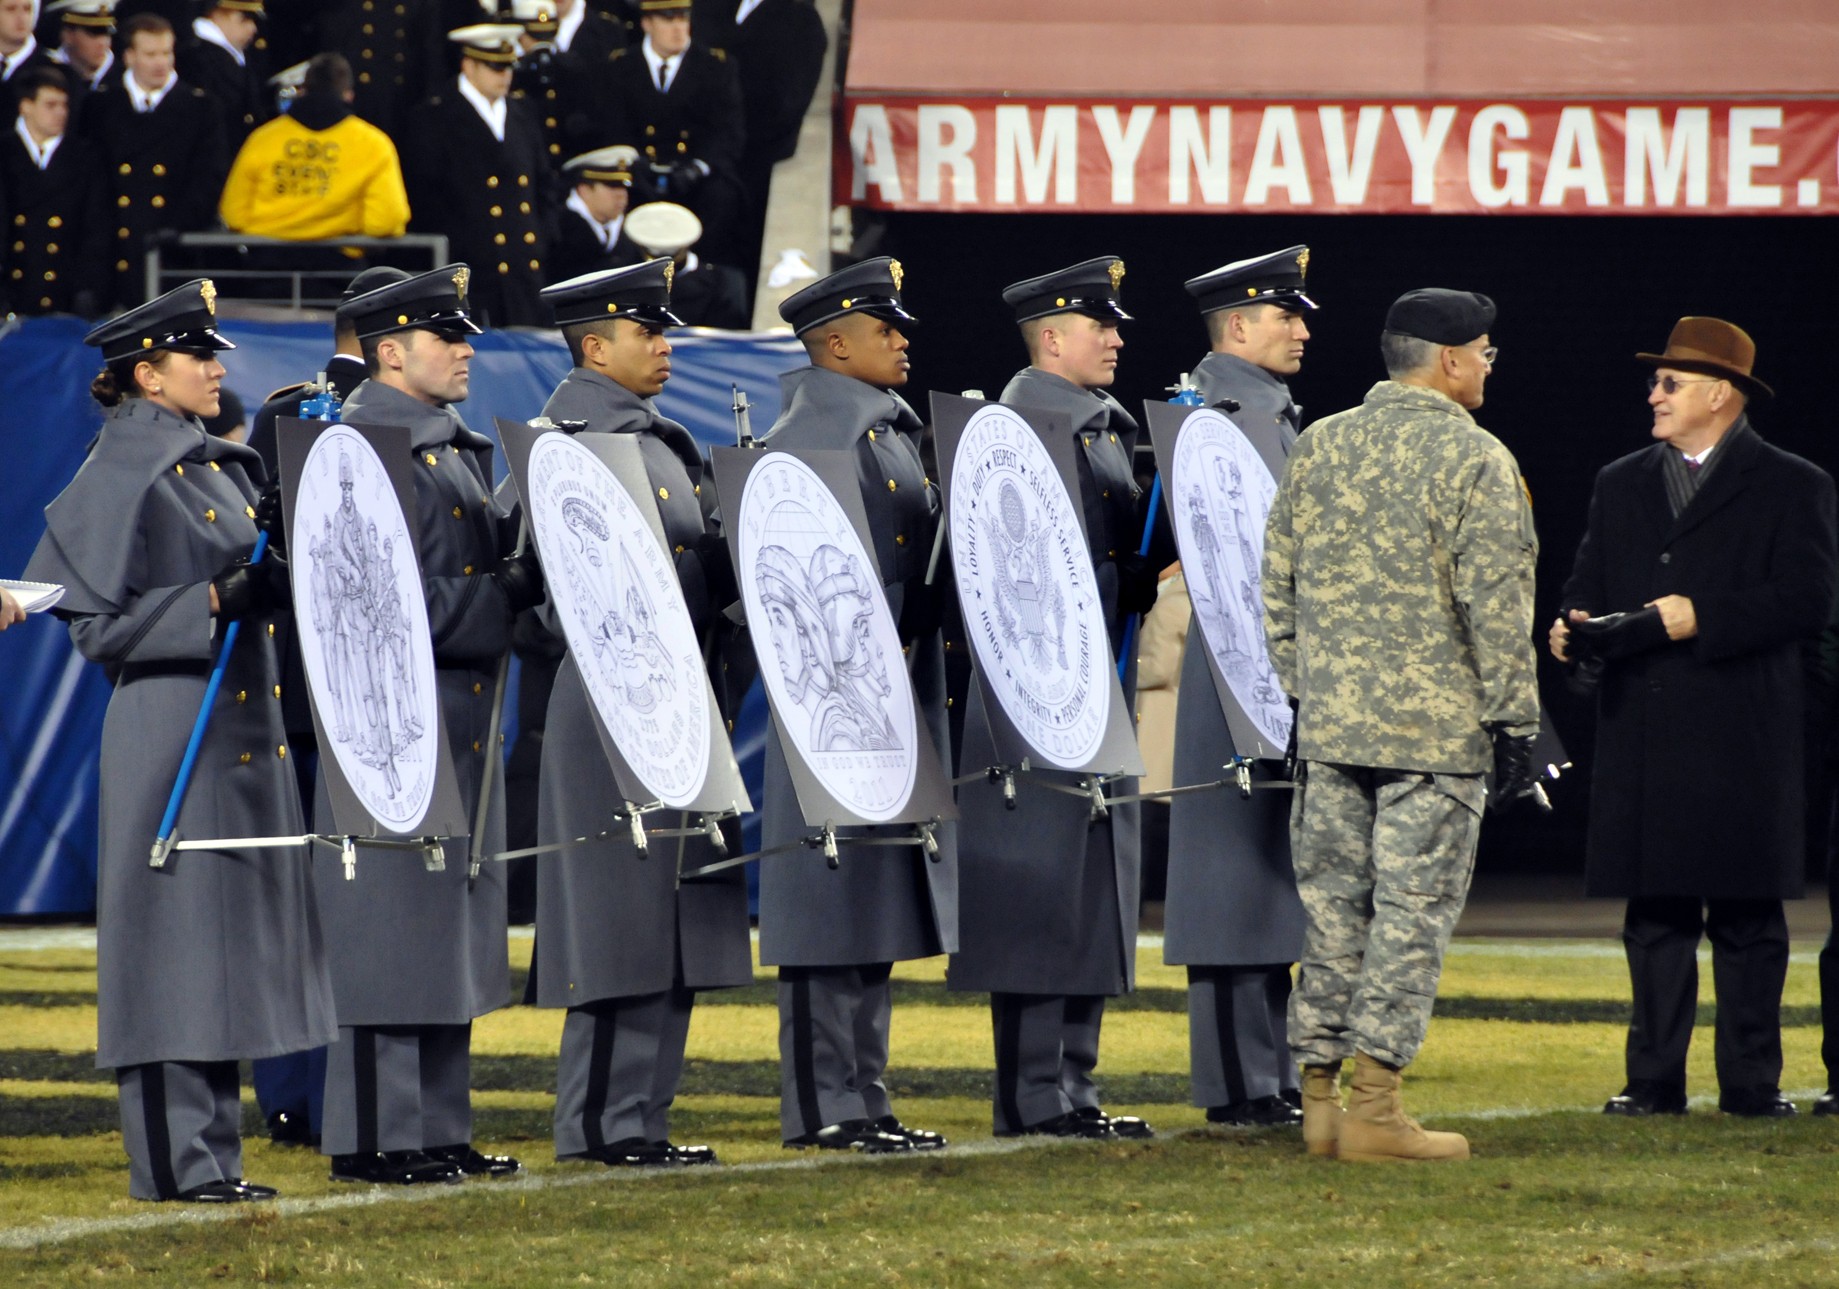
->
[140,1063,178,1199]
[582,1007,616,1152]
[1211,976,1248,1106]
[788,970,823,1135]
[354,1029,379,1154]
[994,994,1024,1131]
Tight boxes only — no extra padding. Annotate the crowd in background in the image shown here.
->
[0,0,826,326]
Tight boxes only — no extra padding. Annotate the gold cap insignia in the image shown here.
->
[663,260,675,291]
[1296,248,1310,279]
[200,280,217,316]
[452,266,470,299]
[889,259,904,292]
[1108,260,1126,291]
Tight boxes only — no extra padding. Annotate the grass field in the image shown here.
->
[2,929,1835,1287]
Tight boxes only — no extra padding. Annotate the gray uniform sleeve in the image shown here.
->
[67,582,216,666]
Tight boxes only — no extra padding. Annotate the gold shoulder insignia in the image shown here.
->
[1296,248,1310,279]
[889,259,904,291]
[200,280,217,316]
[711,47,727,60]
[1108,260,1125,291]
[453,266,470,298]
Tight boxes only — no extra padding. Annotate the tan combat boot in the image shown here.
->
[1337,1052,1469,1163]
[1300,1063,1344,1158]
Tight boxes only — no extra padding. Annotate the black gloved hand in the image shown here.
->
[1566,605,1669,663]
[212,551,288,620]
[693,529,738,616]
[1488,728,1551,816]
[254,477,286,556]
[1281,697,1300,782]
[493,546,546,615]
[1114,551,1161,618]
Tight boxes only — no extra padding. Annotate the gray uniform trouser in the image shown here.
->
[1186,966,1299,1107]
[320,1023,474,1156]
[778,964,893,1140]
[990,992,1106,1133]
[553,986,695,1157]
[117,1061,242,1200]
[1287,762,1485,1070]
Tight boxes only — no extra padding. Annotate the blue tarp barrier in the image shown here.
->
[0,316,803,915]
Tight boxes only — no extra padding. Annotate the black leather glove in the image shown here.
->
[1489,728,1551,815]
[492,546,546,615]
[254,476,286,556]
[1281,697,1300,782]
[1566,605,1670,663]
[1114,551,1161,618]
[694,529,738,616]
[212,551,288,620]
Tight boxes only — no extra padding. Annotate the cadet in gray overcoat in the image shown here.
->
[529,261,752,1168]
[313,267,544,1185]
[25,280,336,1202]
[1161,249,1314,1128]
[946,258,1159,1139]
[755,257,957,1154]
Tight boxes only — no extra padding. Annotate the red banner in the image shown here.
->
[836,98,1839,216]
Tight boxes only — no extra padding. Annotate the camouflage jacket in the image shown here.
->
[1262,380,1539,774]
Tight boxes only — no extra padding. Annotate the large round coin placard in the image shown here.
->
[949,404,1110,770]
[1170,407,1292,751]
[526,431,711,808]
[736,452,917,822]
[292,427,441,832]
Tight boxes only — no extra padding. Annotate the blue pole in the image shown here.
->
[150,530,270,866]
[1116,473,1161,684]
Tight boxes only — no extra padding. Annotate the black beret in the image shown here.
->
[1384,289,1496,346]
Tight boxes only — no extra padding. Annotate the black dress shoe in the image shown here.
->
[172,1180,257,1204]
[1207,1095,1305,1127]
[228,1180,278,1200]
[267,1110,319,1148]
[1081,1105,1154,1139]
[425,1144,522,1177]
[657,1141,719,1166]
[567,1139,690,1168]
[872,1115,948,1151]
[783,1118,914,1153]
[1813,1090,1838,1117]
[998,1110,1115,1140]
[1280,1087,1303,1111]
[1603,1081,1688,1116]
[330,1150,464,1185]
[1719,1086,1797,1118]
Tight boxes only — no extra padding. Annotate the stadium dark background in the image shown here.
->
[873,210,1836,878]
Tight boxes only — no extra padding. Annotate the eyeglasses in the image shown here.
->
[1646,374,1724,395]
[1462,344,1498,366]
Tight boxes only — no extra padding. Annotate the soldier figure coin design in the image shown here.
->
[950,404,1111,769]
[1169,408,1292,751]
[526,430,712,808]
[737,452,918,821]
[292,428,443,830]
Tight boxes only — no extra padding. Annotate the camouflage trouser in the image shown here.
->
[1287,762,1485,1069]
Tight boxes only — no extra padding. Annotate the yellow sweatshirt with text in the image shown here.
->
[219,112,410,240]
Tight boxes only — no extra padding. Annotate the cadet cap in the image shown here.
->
[1185,245,1316,314]
[333,266,412,326]
[779,257,917,336]
[564,145,639,186]
[624,202,701,258]
[211,1,266,15]
[342,265,485,341]
[1001,256,1132,325]
[639,0,693,12]
[1384,288,1496,346]
[267,60,307,91]
[48,0,116,30]
[448,24,523,64]
[85,279,236,362]
[507,0,559,36]
[541,259,686,328]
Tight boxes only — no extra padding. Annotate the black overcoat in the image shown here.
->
[1561,421,1838,899]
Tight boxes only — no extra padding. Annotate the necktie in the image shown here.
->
[1685,458,1701,474]
[655,58,669,91]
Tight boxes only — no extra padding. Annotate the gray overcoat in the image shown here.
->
[311,379,512,1026]
[25,398,336,1069]
[946,368,1142,996]
[1163,351,1306,967]
[531,368,752,1006]
[754,365,959,967]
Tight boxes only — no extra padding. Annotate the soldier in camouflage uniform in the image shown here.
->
[1262,289,1541,1162]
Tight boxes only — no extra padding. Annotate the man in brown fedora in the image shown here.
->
[1551,317,1837,1118]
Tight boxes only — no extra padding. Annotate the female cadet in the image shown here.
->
[24,280,336,1202]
